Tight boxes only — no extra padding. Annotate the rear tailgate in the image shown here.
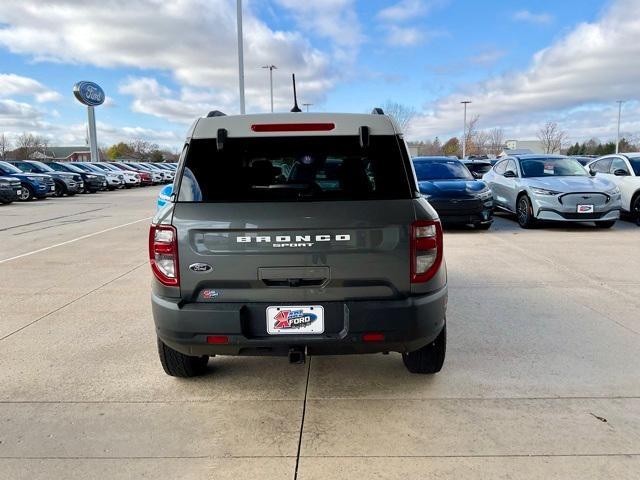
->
[174,200,415,303]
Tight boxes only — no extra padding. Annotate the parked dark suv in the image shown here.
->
[150,111,448,377]
[9,160,83,197]
[0,161,55,200]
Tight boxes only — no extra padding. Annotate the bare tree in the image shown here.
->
[14,133,45,160]
[486,127,505,156]
[474,130,489,156]
[463,115,480,156]
[537,122,567,154]
[40,137,50,158]
[0,133,11,160]
[127,138,160,161]
[383,101,417,133]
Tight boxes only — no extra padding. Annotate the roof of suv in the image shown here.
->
[506,154,567,160]
[188,112,400,139]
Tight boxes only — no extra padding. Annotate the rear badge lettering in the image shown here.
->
[236,234,350,248]
[189,263,212,272]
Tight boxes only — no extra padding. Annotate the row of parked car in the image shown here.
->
[411,153,640,229]
[0,160,177,204]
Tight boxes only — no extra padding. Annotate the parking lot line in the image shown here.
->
[0,216,152,264]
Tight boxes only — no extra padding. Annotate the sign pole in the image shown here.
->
[87,106,99,162]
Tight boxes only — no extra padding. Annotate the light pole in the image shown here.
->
[237,0,246,114]
[461,100,471,159]
[262,65,277,112]
[616,100,624,153]
[302,103,313,112]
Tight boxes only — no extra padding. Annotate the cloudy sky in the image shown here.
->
[0,0,639,148]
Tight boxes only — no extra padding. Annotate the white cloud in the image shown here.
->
[512,10,554,25]
[377,0,447,48]
[0,73,61,102]
[0,98,43,130]
[119,77,210,124]
[385,26,424,46]
[0,112,184,149]
[409,0,640,142]
[377,0,446,23]
[469,48,507,66]
[274,0,363,50]
[0,0,340,115]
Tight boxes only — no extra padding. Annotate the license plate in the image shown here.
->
[266,306,324,335]
[577,204,594,214]
[50,186,55,191]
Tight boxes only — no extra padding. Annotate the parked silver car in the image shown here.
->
[483,155,621,228]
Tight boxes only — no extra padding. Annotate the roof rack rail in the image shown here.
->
[371,107,385,115]
[206,110,226,117]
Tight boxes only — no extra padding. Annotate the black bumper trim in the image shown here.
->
[152,287,447,356]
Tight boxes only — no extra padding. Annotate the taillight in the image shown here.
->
[410,220,443,283]
[149,224,179,286]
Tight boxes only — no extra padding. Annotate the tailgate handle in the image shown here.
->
[258,267,329,288]
[262,278,325,288]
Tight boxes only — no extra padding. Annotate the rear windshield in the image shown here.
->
[177,135,412,202]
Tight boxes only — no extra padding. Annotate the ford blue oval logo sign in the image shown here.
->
[189,263,212,273]
[73,81,105,107]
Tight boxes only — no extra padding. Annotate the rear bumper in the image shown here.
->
[152,287,447,356]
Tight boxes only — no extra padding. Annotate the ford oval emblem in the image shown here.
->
[189,263,212,273]
[73,81,105,106]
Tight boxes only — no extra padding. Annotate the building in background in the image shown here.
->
[37,146,93,162]
[504,140,550,154]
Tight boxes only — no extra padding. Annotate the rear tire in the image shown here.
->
[595,220,616,229]
[402,324,446,374]
[516,195,536,229]
[157,338,209,377]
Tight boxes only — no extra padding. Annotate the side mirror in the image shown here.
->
[503,170,517,178]
[471,171,482,179]
[613,169,629,176]
[589,168,597,177]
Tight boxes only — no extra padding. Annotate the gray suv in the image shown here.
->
[150,111,447,377]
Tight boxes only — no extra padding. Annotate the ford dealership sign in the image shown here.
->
[73,81,105,107]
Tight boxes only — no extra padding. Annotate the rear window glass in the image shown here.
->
[177,135,412,202]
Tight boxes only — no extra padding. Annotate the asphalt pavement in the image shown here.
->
[1,187,639,479]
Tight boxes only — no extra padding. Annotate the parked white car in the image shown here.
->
[586,154,640,224]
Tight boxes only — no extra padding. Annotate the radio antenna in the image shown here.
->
[290,73,301,112]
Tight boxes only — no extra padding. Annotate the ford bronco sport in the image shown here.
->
[150,110,447,377]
